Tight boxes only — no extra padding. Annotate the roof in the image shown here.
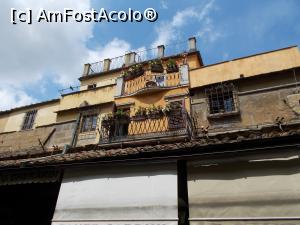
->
[0,122,300,170]
[0,98,60,115]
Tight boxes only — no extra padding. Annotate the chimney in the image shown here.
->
[188,37,197,52]
[157,45,165,58]
[124,52,136,66]
[103,58,111,72]
[82,63,91,76]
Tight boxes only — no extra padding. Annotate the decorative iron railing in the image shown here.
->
[86,41,188,75]
[99,109,188,143]
[123,71,181,95]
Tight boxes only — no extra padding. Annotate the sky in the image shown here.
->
[0,0,299,110]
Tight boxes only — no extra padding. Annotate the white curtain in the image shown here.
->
[52,163,178,224]
[188,159,300,225]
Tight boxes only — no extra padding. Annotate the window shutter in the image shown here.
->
[115,76,124,96]
[179,64,189,85]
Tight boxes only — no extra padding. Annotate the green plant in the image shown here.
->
[147,104,163,115]
[134,106,147,117]
[149,59,162,66]
[115,109,128,118]
[167,59,177,68]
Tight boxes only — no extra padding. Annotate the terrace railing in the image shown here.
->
[86,41,189,76]
[123,71,181,96]
[99,109,189,144]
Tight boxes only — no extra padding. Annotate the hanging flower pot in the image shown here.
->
[150,59,164,73]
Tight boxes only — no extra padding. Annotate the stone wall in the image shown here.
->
[46,121,76,148]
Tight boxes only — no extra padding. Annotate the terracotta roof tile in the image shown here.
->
[0,123,300,169]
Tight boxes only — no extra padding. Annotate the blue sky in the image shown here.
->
[0,0,300,110]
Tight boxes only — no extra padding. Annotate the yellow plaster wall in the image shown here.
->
[35,103,59,126]
[3,101,59,133]
[186,53,201,70]
[80,71,120,89]
[59,86,115,111]
[56,111,78,123]
[190,47,300,88]
[115,86,190,115]
[0,116,8,133]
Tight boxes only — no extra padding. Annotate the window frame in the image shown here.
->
[205,83,239,118]
[80,114,98,133]
[21,109,38,130]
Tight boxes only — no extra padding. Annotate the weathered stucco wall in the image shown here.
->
[80,73,118,91]
[0,126,56,152]
[191,71,300,133]
[2,101,59,133]
[190,46,300,88]
[46,121,76,148]
[58,86,115,112]
[0,116,8,133]
[115,86,190,115]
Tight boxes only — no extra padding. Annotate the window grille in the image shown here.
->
[205,83,239,115]
[80,114,98,132]
[21,110,37,130]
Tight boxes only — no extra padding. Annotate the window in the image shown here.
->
[81,114,98,132]
[22,110,37,130]
[87,83,97,90]
[115,107,130,137]
[205,83,238,116]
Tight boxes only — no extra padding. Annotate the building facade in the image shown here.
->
[0,38,300,225]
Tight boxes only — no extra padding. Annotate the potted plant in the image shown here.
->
[114,109,130,124]
[133,64,144,77]
[124,64,145,81]
[147,105,164,119]
[132,106,147,121]
[101,113,114,129]
[150,59,164,73]
[123,71,133,81]
[166,59,179,73]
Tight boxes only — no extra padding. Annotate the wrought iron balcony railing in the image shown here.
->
[99,109,189,144]
[123,71,182,96]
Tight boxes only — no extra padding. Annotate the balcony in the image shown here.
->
[123,70,182,96]
[99,109,190,144]
[81,37,197,77]
[115,64,189,97]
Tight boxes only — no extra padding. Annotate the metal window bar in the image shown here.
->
[21,110,37,130]
[205,83,238,115]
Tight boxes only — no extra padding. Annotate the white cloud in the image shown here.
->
[0,0,133,110]
[0,87,37,110]
[152,0,218,47]
[88,38,131,63]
